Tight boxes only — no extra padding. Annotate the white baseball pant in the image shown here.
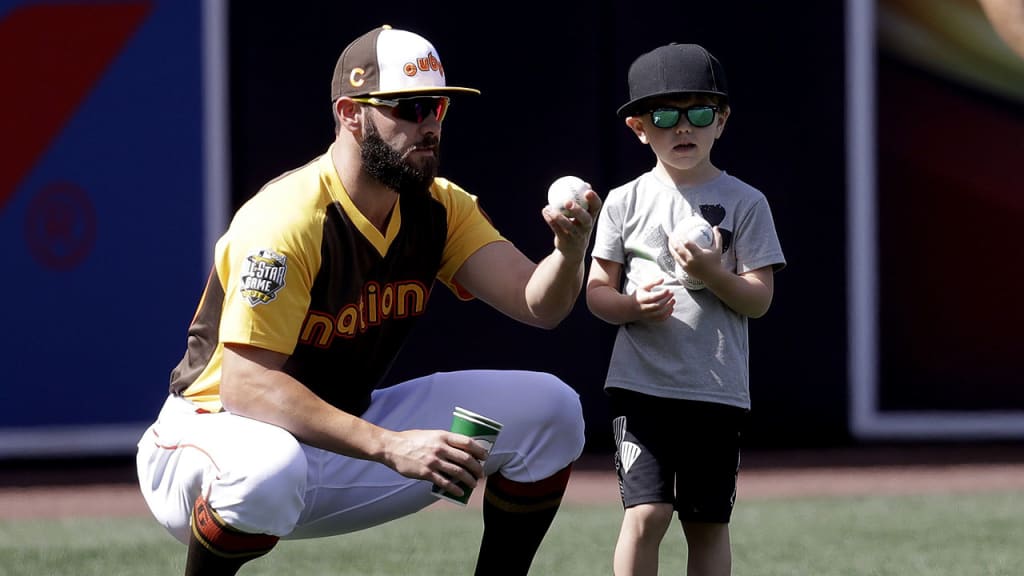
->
[136,369,585,543]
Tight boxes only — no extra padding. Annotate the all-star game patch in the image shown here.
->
[240,249,287,306]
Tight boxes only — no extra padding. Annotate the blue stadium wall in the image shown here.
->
[2,0,1021,458]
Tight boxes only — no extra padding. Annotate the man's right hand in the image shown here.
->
[383,429,488,497]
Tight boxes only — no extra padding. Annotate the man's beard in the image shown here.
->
[360,119,439,196]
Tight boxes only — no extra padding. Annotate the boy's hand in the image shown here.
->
[671,226,723,284]
[632,277,675,321]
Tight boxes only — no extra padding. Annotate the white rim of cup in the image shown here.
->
[453,406,503,431]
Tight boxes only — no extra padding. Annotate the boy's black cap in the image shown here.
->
[617,43,728,118]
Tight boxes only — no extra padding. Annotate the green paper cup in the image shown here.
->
[431,406,504,506]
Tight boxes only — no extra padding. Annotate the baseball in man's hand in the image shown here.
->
[547,176,590,216]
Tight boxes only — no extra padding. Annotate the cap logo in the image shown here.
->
[349,67,366,88]
[331,28,479,99]
[404,51,443,78]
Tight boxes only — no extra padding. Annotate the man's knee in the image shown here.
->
[530,372,585,444]
[501,372,586,479]
[209,432,308,536]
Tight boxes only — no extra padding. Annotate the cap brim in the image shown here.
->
[616,99,648,119]
[617,90,728,118]
[369,86,481,97]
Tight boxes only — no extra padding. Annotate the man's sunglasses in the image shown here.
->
[353,96,450,124]
[649,105,719,129]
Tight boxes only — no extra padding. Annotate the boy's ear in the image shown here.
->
[715,107,730,138]
[625,116,650,144]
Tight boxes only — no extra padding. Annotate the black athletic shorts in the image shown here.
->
[608,387,749,523]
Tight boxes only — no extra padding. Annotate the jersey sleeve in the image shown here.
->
[734,196,786,275]
[591,185,626,264]
[430,178,507,300]
[216,189,324,355]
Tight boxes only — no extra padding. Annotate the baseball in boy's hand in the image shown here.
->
[547,176,590,216]
[672,215,714,250]
[671,215,714,291]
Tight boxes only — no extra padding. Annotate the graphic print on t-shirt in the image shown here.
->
[699,204,732,252]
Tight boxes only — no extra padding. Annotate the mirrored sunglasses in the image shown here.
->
[354,96,450,123]
[650,105,718,129]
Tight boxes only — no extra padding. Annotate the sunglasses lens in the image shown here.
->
[434,98,449,122]
[651,108,681,129]
[392,97,449,123]
[686,106,716,127]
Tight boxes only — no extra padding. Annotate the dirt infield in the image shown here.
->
[4,444,1024,519]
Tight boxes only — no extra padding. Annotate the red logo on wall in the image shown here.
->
[24,182,97,270]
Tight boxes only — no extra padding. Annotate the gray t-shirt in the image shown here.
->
[591,170,786,409]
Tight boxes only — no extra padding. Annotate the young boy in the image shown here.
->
[586,43,786,576]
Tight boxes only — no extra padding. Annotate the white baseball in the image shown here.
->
[673,215,714,249]
[671,215,714,290]
[547,175,590,215]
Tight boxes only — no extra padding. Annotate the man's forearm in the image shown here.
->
[524,249,586,328]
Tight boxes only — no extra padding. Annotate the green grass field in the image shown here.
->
[1,491,1021,575]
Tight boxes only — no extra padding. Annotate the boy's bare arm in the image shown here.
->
[701,266,775,318]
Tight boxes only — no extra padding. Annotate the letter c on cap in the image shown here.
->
[349,68,366,88]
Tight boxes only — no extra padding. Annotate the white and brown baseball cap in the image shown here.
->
[331,25,481,100]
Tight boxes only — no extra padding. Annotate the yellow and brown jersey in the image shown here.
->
[169,146,506,414]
